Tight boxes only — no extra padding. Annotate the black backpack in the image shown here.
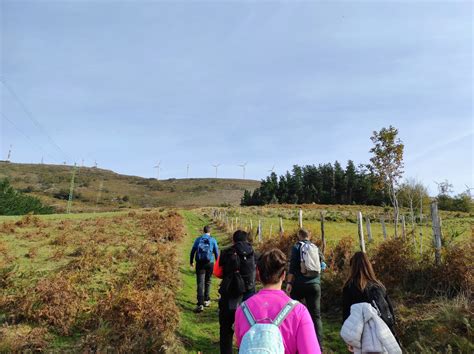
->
[365,284,395,328]
[219,242,256,298]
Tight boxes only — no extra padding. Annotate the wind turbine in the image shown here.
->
[212,163,221,178]
[238,162,248,179]
[268,165,275,174]
[154,161,162,180]
[186,164,190,178]
[6,145,12,161]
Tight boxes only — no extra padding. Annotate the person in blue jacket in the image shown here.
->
[190,225,219,312]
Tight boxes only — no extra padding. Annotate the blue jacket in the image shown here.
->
[190,233,219,265]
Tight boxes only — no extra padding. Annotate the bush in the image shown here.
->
[0,179,54,215]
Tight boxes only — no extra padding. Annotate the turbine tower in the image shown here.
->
[212,163,221,178]
[186,164,190,178]
[238,162,248,179]
[7,145,12,161]
[154,161,162,180]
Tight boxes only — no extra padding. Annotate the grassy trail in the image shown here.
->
[176,210,346,353]
[177,210,232,353]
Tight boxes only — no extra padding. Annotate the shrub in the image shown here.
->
[0,179,54,215]
[17,273,86,335]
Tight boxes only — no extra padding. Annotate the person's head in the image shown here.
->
[232,230,248,243]
[297,228,310,241]
[345,251,384,291]
[203,225,211,234]
[257,248,287,285]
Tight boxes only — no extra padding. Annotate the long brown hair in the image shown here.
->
[344,252,384,291]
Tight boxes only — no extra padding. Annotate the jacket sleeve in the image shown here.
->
[296,305,321,354]
[340,305,363,349]
[385,292,396,324]
[190,237,198,265]
[213,238,219,260]
[288,244,299,275]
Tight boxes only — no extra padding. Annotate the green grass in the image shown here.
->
[177,210,232,353]
[177,210,349,353]
[206,205,472,253]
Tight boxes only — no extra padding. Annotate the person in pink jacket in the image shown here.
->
[234,248,321,354]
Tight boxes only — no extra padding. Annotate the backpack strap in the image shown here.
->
[272,300,298,327]
[240,301,256,326]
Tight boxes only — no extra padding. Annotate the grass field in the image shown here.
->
[206,204,473,253]
[1,205,472,352]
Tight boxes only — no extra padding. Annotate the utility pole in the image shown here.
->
[95,179,104,213]
[66,163,78,214]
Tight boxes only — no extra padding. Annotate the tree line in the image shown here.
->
[241,161,390,206]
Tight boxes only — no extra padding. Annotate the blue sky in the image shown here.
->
[1,0,472,194]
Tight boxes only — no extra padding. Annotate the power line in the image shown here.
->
[1,111,59,163]
[0,78,71,162]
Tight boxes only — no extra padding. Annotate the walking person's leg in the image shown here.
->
[204,262,213,305]
[195,263,205,311]
[304,283,323,346]
[219,298,236,354]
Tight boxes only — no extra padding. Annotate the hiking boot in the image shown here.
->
[194,305,204,313]
[204,300,211,307]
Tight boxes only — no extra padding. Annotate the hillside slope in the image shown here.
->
[0,162,260,212]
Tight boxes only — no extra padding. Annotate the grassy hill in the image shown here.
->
[0,162,260,212]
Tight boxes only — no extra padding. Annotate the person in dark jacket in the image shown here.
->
[190,225,219,313]
[342,252,396,336]
[215,230,256,354]
[285,228,325,346]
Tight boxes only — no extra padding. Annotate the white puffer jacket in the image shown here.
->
[340,303,402,354]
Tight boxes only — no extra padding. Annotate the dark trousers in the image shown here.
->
[219,297,236,354]
[291,282,323,346]
[196,262,213,306]
[219,291,255,354]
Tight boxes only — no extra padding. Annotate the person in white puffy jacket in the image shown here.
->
[340,302,402,354]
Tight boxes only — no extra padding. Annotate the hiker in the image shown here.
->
[214,230,256,354]
[234,248,321,354]
[285,228,325,346]
[342,252,397,336]
[190,225,219,313]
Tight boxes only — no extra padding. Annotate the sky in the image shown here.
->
[1,0,472,195]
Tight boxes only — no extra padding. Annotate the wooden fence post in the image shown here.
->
[357,211,366,252]
[320,212,326,253]
[381,217,387,240]
[430,201,442,266]
[279,217,284,238]
[366,217,373,243]
[401,215,406,241]
[298,209,303,229]
[258,220,262,243]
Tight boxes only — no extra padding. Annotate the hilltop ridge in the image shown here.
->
[0,162,260,212]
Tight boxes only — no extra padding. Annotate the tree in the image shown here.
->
[0,179,54,215]
[369,126,404,237]
[398,178,429,233]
